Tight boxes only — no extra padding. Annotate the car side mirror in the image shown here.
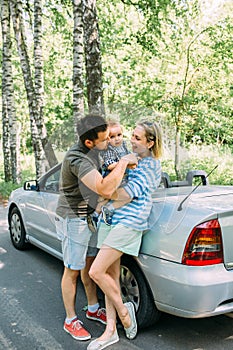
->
[24,180,39,191]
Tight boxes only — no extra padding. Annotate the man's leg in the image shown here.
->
[81,255,107,325]
[61,218,93,340]
[81,256,98,305]
[62,266,91,341]
[61,266,79,319]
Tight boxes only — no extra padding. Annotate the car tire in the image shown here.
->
[120,254,161,328]
[9,207,29,250]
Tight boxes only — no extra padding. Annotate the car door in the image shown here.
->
[23,165,61,253]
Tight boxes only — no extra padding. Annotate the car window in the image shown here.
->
[43,169,60,193]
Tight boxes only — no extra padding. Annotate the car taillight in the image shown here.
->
[182,219,223,266]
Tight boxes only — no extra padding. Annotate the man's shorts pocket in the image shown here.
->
[55,215,64,240]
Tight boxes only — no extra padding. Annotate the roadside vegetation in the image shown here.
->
[0,143,232,202]
[162,144,233,185]
[0,0,232,198]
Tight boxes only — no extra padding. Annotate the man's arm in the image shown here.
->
[81,154,138,199]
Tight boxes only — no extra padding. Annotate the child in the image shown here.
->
[101,120,130,177]
[98,121,134,225]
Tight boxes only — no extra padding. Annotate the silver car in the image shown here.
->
[7,163,233,328]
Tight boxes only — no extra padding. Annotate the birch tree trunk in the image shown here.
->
[1,0,21,183]
[10,0,46,178]
[73,0,85,141]
[10,0,58,177]
[34,0,58,167]
[83,0,105,115]
[1,94,11,182]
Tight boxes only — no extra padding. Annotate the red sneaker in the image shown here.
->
[64,318,91,340]
[86,307,107,325]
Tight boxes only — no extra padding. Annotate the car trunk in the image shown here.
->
[218,212,233,270]
[142,186,233,263]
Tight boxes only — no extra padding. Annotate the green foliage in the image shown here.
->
[42,2,74,148]
[0,181,22,200]
[0,152,36,199]
[0,143,231,201]
[162,144,233,185]
[98,0,233,150]
[1,0,233,181]
[0,169,36,200]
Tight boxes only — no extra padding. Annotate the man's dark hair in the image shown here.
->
[77,114,108,143]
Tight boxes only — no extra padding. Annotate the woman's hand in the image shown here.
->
[121,153,138,166]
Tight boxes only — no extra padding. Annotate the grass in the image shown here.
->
[160,144,233,185]
[0,155,36,202]
[0,144,232,201]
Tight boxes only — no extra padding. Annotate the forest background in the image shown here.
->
[0,0,233,199]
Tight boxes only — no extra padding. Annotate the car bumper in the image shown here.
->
[138,254,233,318]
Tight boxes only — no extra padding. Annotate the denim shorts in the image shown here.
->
[55,216,98,270]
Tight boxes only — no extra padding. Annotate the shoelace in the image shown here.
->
[72,319,83,330]
[97,308,106,316]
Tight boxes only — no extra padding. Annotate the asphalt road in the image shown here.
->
[1,204,233,350]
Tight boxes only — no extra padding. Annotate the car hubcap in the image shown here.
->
[120,265,140,311]
[11,213,22,243]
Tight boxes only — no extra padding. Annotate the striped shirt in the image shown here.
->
[110,157,161,231]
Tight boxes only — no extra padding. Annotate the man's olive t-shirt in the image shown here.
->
[56,142,101,218]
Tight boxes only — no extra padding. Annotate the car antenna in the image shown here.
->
[177,165,218,212]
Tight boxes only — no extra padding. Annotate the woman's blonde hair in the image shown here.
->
[138,120,163,159]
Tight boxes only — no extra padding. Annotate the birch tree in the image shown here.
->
[83,0,105,115]
[10,0,45,178]
[72,0,105,140]
[73,0,85,140]
[1,0,21,183]
[34,0,58,167]
[10,0,58,178]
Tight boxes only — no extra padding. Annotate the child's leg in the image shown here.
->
[102,198,131,225]
[96,197,109,214]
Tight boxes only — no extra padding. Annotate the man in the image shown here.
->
[55,114,137,341]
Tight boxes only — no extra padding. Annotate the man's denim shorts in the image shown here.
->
[55,216,98,270]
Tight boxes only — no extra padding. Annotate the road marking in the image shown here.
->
[0,329,17,350]
[0,288,64,349]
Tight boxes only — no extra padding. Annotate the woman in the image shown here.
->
[87,120,163,350]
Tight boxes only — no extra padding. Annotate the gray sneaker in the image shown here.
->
[102,206,114,226]
[87,215,98,233]
[124,302,137,340]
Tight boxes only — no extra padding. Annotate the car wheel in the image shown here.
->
[9,207,29,250]
[120,254,161,328]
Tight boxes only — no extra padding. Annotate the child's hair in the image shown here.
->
[107,119,123,131]
[138,120,163,159]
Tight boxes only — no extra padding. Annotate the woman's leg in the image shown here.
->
[94,258,120,340]
[89,246,131,329]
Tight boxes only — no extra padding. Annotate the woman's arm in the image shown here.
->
[111,187,131,201]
